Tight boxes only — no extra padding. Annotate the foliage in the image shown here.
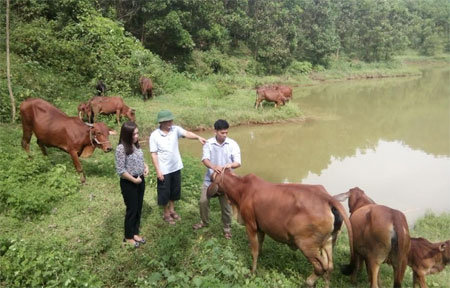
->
[0,238,102,287]
[0,126,79,218]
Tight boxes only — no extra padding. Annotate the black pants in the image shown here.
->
[157,170,181,206]
[120,177,145,239]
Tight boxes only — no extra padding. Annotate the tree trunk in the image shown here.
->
[6,0,16,123]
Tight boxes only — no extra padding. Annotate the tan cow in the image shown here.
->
[88,96,135,125]
[334,187,411,288]
[20,98,113,183]
[255,87,287,109]
[207,169,354,288]
[139,76,153,100]
[408,237,450,288]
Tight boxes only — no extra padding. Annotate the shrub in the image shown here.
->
[286,61,313,74]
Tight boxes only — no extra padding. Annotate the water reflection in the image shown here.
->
[303,140,450,224]
[180,67,450,223]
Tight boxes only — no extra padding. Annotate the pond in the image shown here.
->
[180,66,450,224]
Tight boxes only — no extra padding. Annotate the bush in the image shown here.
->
[286,61,313,74]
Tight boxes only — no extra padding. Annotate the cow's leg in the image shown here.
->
[245,224,260,273]
[365,258,381,288]
[350,253,362,284]
[37,139,48,156]
[116,110,121,125]
[322,238,334,288]
[257,231,265,254]
[69,150,86,183]
[414,272,427,288]
[297,239,327,288]
[21,125,33,154]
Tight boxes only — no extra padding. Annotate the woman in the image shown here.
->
[115,121,149,247]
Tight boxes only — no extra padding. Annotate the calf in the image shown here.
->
[207,169,354,288]
[88,96,135,125]
[335,187,411,288]
[20,98,113,183]
[139,76,153,100]
[408,237,450,288]
[255,87,287,109]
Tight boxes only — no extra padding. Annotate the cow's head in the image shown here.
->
[442,240,450,264]
[334,187,375,214]
[206,169,231,199]
[91,122,113,152]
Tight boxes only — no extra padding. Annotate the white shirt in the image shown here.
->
[149,125,186,175]
[202,136,241,185]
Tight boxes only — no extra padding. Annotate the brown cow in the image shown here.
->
[77,102,90,120]
[255,87,287,109]
[88,96,135,125]
[334,187,411,288]
[20,98,113,183]
[207,169,354,288]
[139,76,153,100]
[408,237,450,288]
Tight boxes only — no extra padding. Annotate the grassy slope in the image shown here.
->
[1,57,450,287]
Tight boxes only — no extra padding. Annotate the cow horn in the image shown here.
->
[84,122,94,127]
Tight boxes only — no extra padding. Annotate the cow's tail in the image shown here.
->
[392,212,410,287]
[328,198,355,275]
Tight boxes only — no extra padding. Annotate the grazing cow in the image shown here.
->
[334,187,410,288]
[408,237,450,288]
[88,96,135,125]
[77,102,90,120]
[20,98,113,183]
[96,80,106,96]
[255,87,287,109]
[207,169,354,288]
[139,76,153,100]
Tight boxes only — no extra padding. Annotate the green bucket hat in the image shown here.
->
[156,110,175,123]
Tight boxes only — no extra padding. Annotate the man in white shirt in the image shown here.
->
[192,119,241,239]
[149,110,206,225]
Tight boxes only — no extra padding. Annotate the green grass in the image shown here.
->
[1,123,449,288]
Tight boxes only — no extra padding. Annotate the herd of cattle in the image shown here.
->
[207,170,449,288]
[18,79,448,287]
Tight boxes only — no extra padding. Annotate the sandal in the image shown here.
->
[123,238,140,248]
[134,236,146,244]
[163,215,176,225]
[224,231,232,240]
[192,222,206,230]
[170,212,181,221]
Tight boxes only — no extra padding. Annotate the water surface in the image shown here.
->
[181,67,450,224]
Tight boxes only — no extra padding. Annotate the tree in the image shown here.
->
[6,0,16,122]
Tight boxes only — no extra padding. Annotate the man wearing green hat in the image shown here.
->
[149,110,206,224]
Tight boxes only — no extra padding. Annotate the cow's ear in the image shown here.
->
[80,145,95,158]
[109,129,117,135]
[333,192,350,202]
[439,243,446,252]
